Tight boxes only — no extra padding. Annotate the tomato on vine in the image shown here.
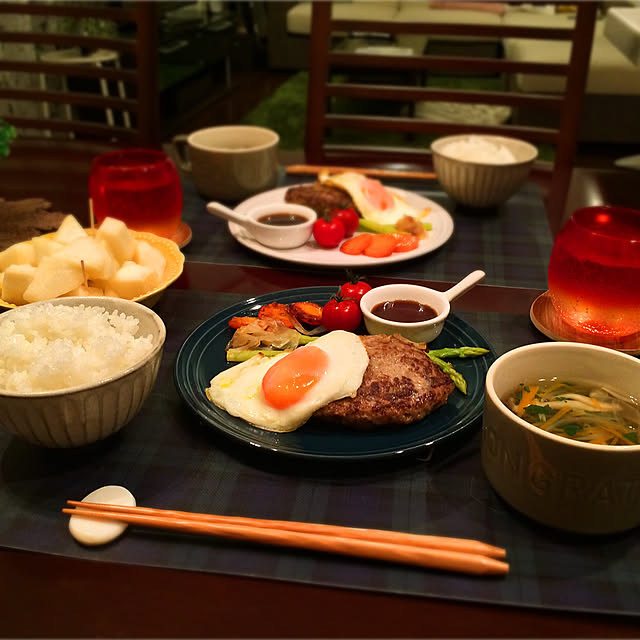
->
[340,279,372,303]
[322,292,362,332]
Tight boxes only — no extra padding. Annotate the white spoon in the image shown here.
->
[207,201,255,228]
[441,269,486,302]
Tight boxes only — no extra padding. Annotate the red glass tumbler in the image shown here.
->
[89,148,182,238]
[548,206,640,338]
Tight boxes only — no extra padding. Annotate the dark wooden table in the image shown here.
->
[0,264,639,638]
[2,149,640,637]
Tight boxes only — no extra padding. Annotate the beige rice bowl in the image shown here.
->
[0,297,166,447]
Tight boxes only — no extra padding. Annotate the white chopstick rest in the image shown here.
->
[68,485,136,546]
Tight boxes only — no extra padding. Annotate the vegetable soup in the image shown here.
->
[506,378,640,446]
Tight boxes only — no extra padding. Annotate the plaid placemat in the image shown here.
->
[179,174,553,290]
[0,289,638,617]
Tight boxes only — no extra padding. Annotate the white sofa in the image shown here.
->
[502,9,640,141]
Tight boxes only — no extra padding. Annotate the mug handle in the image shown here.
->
[172,134,191,172]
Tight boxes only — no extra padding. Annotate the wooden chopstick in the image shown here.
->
[67,500,505,558]
[64,501,508,576]
[286,164,437,181]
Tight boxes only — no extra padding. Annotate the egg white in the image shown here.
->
[320,172,430,226]
[206,330,369,433]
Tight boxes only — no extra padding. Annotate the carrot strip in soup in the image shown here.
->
[514,385,539,416]
[539,405,572,429]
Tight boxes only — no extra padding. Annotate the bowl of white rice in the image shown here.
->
[431,134,538,208]
[0,297,166,447]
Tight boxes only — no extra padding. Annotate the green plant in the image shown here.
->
[0,118,17,157]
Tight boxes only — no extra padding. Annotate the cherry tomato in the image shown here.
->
[322,294,362,332]
[340,280,372,303]
[330,207,359,237]
[313,218,345,248]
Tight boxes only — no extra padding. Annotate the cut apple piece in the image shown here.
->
[64,283,105,297]
[23,254,85,302]
[58,236,118,281]
[55,214,88,244]
[134,240,166,282]
[96,217,136,263]
[1,264,37,305]
[106,261,156,299]
[0,240,36,272]
[32,236,64,264]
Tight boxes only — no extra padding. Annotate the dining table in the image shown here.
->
[1,158,640,639]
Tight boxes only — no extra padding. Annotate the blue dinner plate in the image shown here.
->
[174,287,495,461]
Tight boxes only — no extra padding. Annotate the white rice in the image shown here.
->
[440,136,517,164]
[0,303,154,393]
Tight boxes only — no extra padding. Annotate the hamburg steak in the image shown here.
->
[314,334,455,428]
[285,182,355,218]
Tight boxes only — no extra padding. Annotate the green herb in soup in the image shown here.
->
[506,379,640,446]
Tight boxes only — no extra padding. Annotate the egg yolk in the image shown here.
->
[261,346,329,409]
[361,177,395,211]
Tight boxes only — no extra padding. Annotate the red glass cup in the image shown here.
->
[89,148,183,238]
[548,205,640,338]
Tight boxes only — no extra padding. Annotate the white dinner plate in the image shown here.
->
[228,185,454,268]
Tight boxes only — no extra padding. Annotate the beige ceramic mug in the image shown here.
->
[172,125,280,202]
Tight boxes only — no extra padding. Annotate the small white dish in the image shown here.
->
[360,270,485,343]
[207,201,316,249]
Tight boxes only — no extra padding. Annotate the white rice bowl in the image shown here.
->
[431,134,538,208]
[0,297,166,447]
[438,135,517,164]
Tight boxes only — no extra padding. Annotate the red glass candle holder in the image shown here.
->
[548,205,640,338]
[89,149,182,238]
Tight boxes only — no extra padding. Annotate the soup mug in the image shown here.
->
[172,125,280,202]
[482,342,640,534]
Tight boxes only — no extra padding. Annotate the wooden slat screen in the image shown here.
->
[0,1,160,148]
[305,1,598,231]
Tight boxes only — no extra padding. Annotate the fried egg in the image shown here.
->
[206,330,369,433]
[320,171,430,226]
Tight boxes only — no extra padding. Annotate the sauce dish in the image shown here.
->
[207,201,316,249]
[359,270,485,343]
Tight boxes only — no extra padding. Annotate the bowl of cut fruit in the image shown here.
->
[0,214,184,308]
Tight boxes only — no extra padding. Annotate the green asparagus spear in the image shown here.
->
[357,219,433,234]
[227,348,293,362]
[428,347,488,359]
[427,354,467,395]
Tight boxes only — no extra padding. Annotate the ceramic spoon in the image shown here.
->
[206,201,255,230]
[441,270,485,302]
